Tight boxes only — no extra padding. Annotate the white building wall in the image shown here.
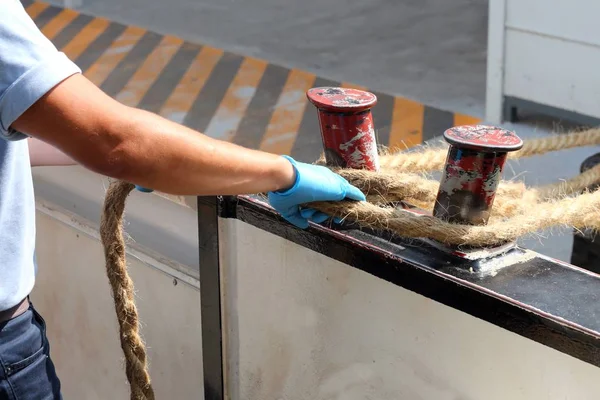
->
[486,0,600,123]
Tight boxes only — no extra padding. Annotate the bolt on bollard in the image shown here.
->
[433,125,523,225]
[307,87,380,171]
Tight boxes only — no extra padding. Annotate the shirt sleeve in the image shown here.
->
[0,0,81,140]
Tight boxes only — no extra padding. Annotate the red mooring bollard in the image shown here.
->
[307,87,380,171]
[433,125,523,225]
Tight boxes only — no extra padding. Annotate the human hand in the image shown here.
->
[267,155,366,229]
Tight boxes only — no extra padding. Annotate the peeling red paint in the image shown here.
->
[444,124,523,152]
[433,125,523,226]
[307,87,380,171]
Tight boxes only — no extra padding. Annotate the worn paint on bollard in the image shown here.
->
[307,87,380,171]
[433,125,523,226]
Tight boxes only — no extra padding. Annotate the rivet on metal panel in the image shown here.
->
[307,87,380,171]
[433,125,523,225]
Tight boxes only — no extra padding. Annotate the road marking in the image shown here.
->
[341,82,369,91]
[138,43,202,113]
[61,18,111,60]
[40,8,79,39]
[84,26,146,87]
[205,57,267,141]
[454,113,482,126]
[259,70,316,155]
[159,46,224,124]
[389,97,425,150]
[26,0,483,156]
[114,35,184,107]
[232,64,290,149]
[26,2,49,19]
[423,107,455,141]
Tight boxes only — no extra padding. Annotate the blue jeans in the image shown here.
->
[0,302,62,400]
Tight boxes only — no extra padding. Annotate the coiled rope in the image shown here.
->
[98,126,600,398]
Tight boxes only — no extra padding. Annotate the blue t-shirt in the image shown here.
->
[0,0,81,310]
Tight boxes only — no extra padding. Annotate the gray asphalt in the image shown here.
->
[50,0,488,118]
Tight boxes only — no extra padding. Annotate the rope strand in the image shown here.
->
[336,161,600,221]
[378,127,600,173]
[309,188,600,247]
[100,180,155,400]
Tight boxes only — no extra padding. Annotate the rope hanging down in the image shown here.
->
[100,181,155,400]
[98,126,600,398]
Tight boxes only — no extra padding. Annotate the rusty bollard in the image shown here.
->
[307,87,380,171]
[433,125,523,225]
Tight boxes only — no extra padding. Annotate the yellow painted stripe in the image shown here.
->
[454,113,482,126]
[341,82,369,91]
[114,35,184,107]
[41,9,79,39]
[259,70,316,154]
[26,2,49,19]
[84,26,146,86]
[159,46,224,124]
[388,97,424,150]
[61,18,110,59]
[205,57,267,141]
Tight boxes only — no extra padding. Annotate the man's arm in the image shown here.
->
[28,137,77,167]
[12,73,296,195]
[3,0,364,229]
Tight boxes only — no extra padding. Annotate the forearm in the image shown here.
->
[111,107,295,195]
[12,74,295,196]
[28,137,77,167]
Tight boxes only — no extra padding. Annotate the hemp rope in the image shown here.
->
[310,187,600,247]
[309,127,600,247]
[378,127,600,173]
[96,126,600,397]
[336,168,527,214]
[337,162,600,220]
[100,180,155,400]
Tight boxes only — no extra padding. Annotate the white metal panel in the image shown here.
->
[31,203,203,400]
[485,0,507,124]
[503,29,600,119]
[506,0,600,48]
[219,218,600,400]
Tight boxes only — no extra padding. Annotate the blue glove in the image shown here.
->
[267,155,366,229]
[135,185,153,193]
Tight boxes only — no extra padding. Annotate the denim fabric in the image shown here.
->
[0,303,62,400]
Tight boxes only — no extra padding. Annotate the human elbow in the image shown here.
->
[94,143,135,180]
[75,122,141,181]
[70,106,158,184]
